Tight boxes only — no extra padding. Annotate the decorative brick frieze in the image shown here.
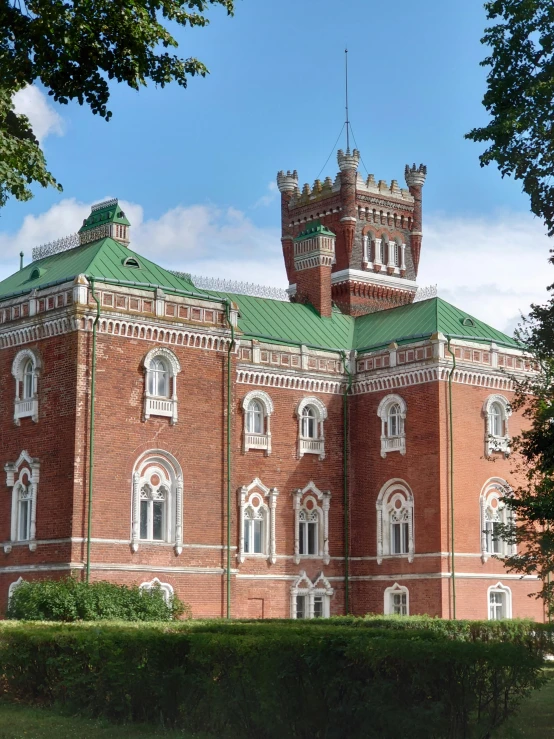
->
[237,369,343,395]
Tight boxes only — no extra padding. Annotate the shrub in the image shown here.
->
[5,577,188,622]
[0,621,544,738]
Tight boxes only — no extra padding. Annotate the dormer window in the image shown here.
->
[12,349,41,425]
[143,348,181,425]
[123,256,140,268]
[242,391,274,455]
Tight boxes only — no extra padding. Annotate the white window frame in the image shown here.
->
[376,479,414,564]
[238,478,278,564]
[12,349,41,425]
[131,450,184,555]
[487,582,512,620]
[242,390,274,455]
[143,348,181,425]
[384,583,410,615]
[296,397,327,460]
[4,451,40,553]
[290,571,333,619]
[480,478,515,562]
[483,394,511,457]
[377,394,407,458]
[139,577,174,605]
[292,481,331,564]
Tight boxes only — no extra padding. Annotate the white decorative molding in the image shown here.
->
[292,482,331,565]
[330,267,418,292]
[242,390,274,455]
[7,576,25,604]
[487,581,512,619]
[376,479,414,565]
[238,478,278,564]
[142,347,182,425]
[377,393,407,458]
[139,577,174,605]
[480,478,514,563]
[237,369,343,395]
[130,450,184,555]
[11,348,41,425]
[483,394,512,458]
[296,397,328,460]
[384,582,409,615]
[4,451,40,552]
[290,571,333,619]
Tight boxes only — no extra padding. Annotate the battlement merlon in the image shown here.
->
[405,164,427,189]
[277,170,299,194]
[337,148,360,172]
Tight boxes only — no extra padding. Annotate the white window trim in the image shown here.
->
[377,394,407,458]
[238,478,278,564]
[143,347,181,425]
[376,479,414,564]
[384,582,410,615]
[290,571,333,619]
[4,451,40,553]
[296,396,327,460]
[480,478,515,563]
[8,577,25,605]
[292,481,331,565]
[242,390,274,455]
[487,582,512,619]
[483,394,511,458]
[12,349,41,425]
[139,577,174,605]
[131,450,184,555]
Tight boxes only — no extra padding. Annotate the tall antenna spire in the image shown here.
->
[345,47,350,152]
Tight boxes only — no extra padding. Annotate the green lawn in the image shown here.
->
[493,667,554,738]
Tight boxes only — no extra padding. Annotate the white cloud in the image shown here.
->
[12,86,65,142]
[254,181,278,208]
[0,199,552,338]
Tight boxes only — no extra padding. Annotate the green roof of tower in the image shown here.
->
[294,220,336,241]
[79,198,130,234]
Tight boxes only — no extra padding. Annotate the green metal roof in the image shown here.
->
[353,297,517,351]
[0,238,203,299]
[295,220,335,242]
[79,198,130,234]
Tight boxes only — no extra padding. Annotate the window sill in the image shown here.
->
[14,398,38,425]
[380,435,406,458]
[299,438,325,460]
[244,433,271,455]
[144,397,177,424]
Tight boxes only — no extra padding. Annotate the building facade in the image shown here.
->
[0,155,544,621]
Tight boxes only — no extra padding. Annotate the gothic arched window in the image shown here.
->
[12,349,41,424]
[242,390,274,455]
[480,478,515,562]
[4,451,40,552]
[143,348,181,425]
[292,482,331,564]
[483,395,511,457]
[376,480,415,564]
[238,478,278,563]
[377,394,407,457]
[297,397,327,460]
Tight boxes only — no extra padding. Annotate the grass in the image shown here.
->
[494,667,554,738]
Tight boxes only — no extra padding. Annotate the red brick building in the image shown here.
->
[0,152,544,621]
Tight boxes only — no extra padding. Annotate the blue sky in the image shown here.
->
[1,0,552,334]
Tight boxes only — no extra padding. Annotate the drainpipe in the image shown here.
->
[446,337,457,619]
[86,279,101,584]
[341,351,353,614]
[224,301,235,619]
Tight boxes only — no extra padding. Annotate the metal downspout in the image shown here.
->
[446,337,457,619]
[225,302,235,619]
[86,279,101,584]
[341,351,353,614]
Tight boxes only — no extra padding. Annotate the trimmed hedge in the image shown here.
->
[5,577,188,622]
[0,621,545,738]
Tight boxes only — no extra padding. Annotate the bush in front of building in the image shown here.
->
[5,577,188,622]
[0,621,544,738]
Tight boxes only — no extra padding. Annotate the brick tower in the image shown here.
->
[277,151,427,316]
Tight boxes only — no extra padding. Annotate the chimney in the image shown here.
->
[293,221,336,318]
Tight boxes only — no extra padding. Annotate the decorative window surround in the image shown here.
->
[488,582,512,619]
[4,451,40,553]
[377,394,407,457]
[8,577,25,604]
[238,478,278,564]
[483,394,511,457]
[384,583,409,615]
[242,390,274,455]
[290,571,333,619]
[296,397,327,460]
[139,577,174,605]
[376,479,414,564]
[12,349,41,425]
[292,482,331,565]
[131,450,183,555]
[143,347,181,424]
[480,478,515,563]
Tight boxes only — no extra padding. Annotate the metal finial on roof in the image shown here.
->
[413,284,438,302]
[32,233,81,262]
[345,47,350,153]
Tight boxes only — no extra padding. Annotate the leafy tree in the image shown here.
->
[466,1,554,235]
[0,0,234,206]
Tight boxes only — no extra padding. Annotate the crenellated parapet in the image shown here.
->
[277,170,299,194]
[404,164,427,189]
[337,148,360,172]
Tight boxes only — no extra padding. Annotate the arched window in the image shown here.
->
[488,582,512,620]
[483,395,511,457]
[384,583,409,615]
[377,394,407,457]
[4,451,40,552]
[296,397,327,460]
[139,578,174,605]
[238,478,278,563]
[480,478,515,562]
[12,349,41,424]
[143,348,181,425]
[293,482,331,564]
[131,450,184,555]
[376,480,414,564]
[291,571,333,619]
[242,391,274,455]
